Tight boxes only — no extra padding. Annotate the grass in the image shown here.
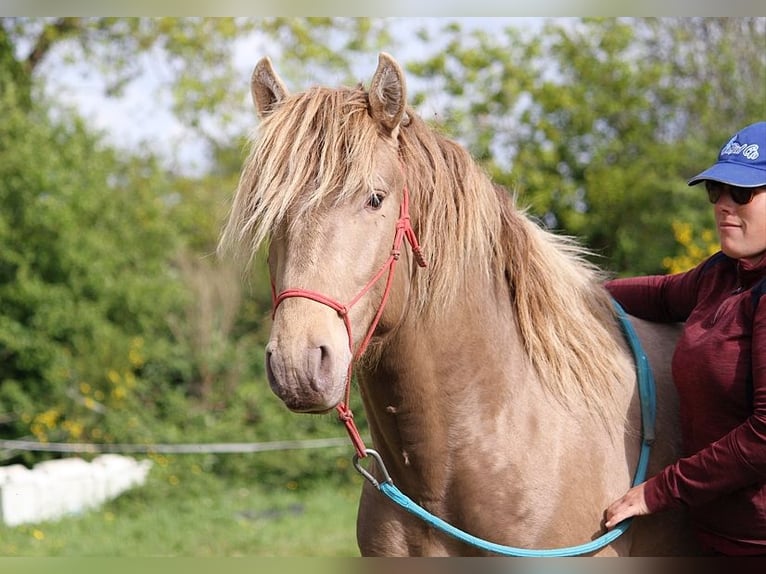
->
[0,453,364,557]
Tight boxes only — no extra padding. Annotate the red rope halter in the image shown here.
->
[270,184,426,458]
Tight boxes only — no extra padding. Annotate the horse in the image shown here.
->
[219,52,699,556]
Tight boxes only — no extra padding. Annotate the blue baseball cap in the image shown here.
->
[688,121,766,187]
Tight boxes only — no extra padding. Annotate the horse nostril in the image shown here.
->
[265,348,276,386]
[318,345,334,376]
[307,345,334,391]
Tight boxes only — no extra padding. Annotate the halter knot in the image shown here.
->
[336,404,354,422]
[336,305,349,318]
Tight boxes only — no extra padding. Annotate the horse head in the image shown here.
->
[237,53,421,413]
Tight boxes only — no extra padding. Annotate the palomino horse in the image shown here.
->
[220,53,698,556]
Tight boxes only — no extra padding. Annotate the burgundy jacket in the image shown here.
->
[606,252,766,555]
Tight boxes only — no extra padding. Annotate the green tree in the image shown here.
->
[0,24,31,108]
[1,18,391,145]
[0,85,187,446]
[407,17,766,275]
[0,19,384,480]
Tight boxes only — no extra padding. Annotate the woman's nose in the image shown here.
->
[714,193,737,212]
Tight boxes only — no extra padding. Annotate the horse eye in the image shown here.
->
[367,192,384,210]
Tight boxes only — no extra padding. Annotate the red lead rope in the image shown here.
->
[270,185,427,458]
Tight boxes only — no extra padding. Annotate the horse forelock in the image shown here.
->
[219,85,383,264]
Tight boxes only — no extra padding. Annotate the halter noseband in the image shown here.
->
[270,184,427,458]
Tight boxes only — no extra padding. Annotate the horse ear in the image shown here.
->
[251,57,290,118]
[369,52,407,134]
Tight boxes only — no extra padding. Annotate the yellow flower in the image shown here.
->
[35,408,60,429]
[61,420,84,440]
[150,453,169,467]
[107,370,121,385]
[664,220,718,274]
[671,221,693,246]
[124,372,137,389]
[30,423,47,442]
[129,337,145,367]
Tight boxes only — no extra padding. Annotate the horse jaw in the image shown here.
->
[264,303,352,413]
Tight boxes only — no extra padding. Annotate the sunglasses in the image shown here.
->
[705,181,765,205]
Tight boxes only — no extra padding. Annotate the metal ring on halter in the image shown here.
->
[352,448,392,489]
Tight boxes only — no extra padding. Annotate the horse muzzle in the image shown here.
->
[265,340,349,413]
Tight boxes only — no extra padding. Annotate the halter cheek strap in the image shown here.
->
[270,185,426,458]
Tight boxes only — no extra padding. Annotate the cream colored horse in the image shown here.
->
[220,53,698,556]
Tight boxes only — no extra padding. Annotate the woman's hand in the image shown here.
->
[604,482,650,529]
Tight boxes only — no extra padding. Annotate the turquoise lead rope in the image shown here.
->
[353,299,656,557]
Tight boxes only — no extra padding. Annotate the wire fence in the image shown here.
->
[0,436,358,457]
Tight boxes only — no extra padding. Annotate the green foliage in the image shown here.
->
[0,88,181,448]
[0,26,31,108]
[0,80,362,487]
[3,18,257,136]
[0,19,381,496]
[407,17,765,275]
[2,17,393,149]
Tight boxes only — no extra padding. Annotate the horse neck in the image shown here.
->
[358,260,636,503]
[358,266,536,492]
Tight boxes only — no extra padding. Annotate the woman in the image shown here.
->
[604,121,766,555]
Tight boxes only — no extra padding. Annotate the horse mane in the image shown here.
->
[400,113,627,422]
[220,83,630,423]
